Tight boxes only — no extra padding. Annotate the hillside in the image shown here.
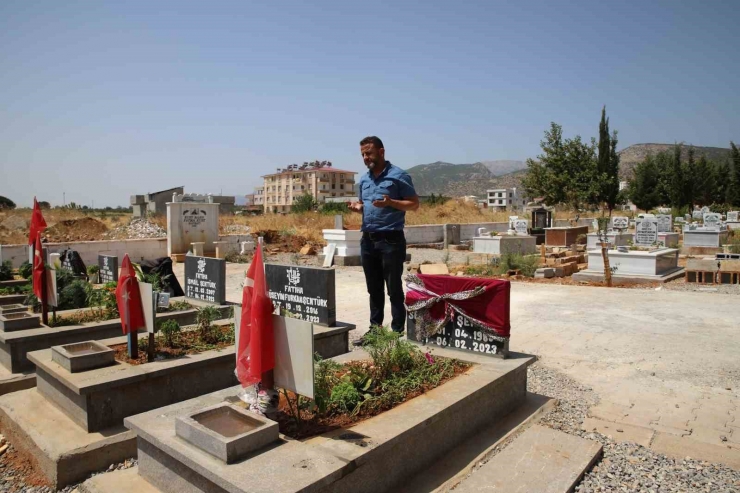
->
[406,160,527,197]
[618,144,732,178]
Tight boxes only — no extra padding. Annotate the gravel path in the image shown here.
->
[526,364,740,492]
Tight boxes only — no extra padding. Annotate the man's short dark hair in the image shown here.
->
[360,136,384,149]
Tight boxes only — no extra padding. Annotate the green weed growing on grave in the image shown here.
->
[329,381,361,413]
[0,261,13,282]
[196,305,221,344]
[18,261,33,280]
[500,253,540,277]
[158,319,181,347]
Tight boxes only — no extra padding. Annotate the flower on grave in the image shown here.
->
[425,352,435,365]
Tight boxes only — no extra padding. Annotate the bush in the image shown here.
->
[362,326,418,381]
[18,261,33,279]
[292,193,318,213]
[320,202,349,214]
[329,381,361,413]
[196,305,221,343]
[0,261,13,282]
[87,265,100,275]
[500,253,540,277]
[0,196,16,210]
[159,319,181,347]
[59,280,91,310]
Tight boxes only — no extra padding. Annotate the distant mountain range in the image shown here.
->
[405,160,527,197]
[405,144,734,198]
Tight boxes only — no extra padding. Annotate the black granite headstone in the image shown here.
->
[265,264,336,326]
[98,255,119,284]
[407,312,508,359]
[59,250,87,278]
[184,255,226,304]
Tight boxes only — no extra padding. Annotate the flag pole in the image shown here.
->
[125,280,138,360]
[258,236,274,391]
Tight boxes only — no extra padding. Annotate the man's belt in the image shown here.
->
[362,230,405,241]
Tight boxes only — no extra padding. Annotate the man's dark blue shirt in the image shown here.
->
[358,162,417,232]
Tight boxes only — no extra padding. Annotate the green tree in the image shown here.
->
[682,147,696,211]
[669,144,684,208]
[629,155,662,212]
[38,201,51,209]
[715,159,731,204]
[693,155,717,207]
[0,196,16,210]
[730,142,740,207]
[596,107,622,214]
[521,122,599,212]
[653,151,673,206]
[292,193,318,213]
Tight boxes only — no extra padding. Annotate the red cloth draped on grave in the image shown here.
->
[32,235,45,301]
[236,243,275,388]
[115,255,146,335]
[405,274,510,340]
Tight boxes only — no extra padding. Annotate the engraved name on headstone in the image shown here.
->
[407,312,508,359]
[98,255,118,283]
[635,217,659,246]
[265,264,336,326]
[184,255,226,304]
[703,213,721,230]
[514,219,529,236]
[611,216,629,230]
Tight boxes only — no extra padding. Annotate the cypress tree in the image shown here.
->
[669,144,684,208]
[731,142,740,207]
[630,155,661,212]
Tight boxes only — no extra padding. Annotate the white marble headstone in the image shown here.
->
[514,219,529,235]
[703,213,721,230]
[611,216,629,230]
[656,214,673,233]
[635,217,659,246]
[728,211,739,222]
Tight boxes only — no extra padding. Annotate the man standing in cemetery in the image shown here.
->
[350,136,419,344]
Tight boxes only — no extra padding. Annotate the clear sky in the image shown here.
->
[1,0,738,208]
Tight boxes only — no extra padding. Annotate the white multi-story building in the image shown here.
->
[257,162,357,213]
[486,187,527,211]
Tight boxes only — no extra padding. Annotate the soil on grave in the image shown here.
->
[110,324,234,365]
[43,217,109,242]
[253,229,313,253]
[271,359,472,440]
[0,441,51,491]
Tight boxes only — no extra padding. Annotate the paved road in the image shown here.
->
[174,260,740,465]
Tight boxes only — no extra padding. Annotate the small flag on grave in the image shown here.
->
[236,242,275,388]
[29,197,47,262]
[32,235,45,301]
[115,255,146,335]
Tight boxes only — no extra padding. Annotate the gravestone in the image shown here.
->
[184,255,226,304]
[265,264,336,326]
[167,194,220,257]
[514,219,529,236]
[692,210,704,221]
[531,208,552,229]
[60,250,87,278]
[685,213,691,221]
[407,312,508,359]
[656,214,673,233]
[701,206,710,214]
[98,255,118,284]
[657,207,671,215]
[703,213,722,230]
[635,217,659,246]
[728,211,739,222]
[508,216,518,234]
[611,216,629,230]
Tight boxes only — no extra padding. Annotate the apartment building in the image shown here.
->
[487,187,528,211]
[259,163,357,213]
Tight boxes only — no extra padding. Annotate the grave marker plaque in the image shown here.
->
[611,216,629,230]
[514,219,529,236]
[265,264,336,326]
[635,217,659,246]
[98,255,118,284]
[703,213,721,230]
[184,255,226,304]
[728,211,739,222]
[407,312,508,359]
[657,214,673,233]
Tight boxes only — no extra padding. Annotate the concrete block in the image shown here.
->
[687,258,720,272]
[0,304,28,315]
[0,312,41,332]
[175,403,279,463]
[452,425,602,493]
[651,432,740,470]
[534,268,554,279]
[51,341,115,373]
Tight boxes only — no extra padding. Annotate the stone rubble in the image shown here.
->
[103,218,166,240]
[223,224,251,235]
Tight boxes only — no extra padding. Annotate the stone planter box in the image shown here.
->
[0,313,41,332]
[472,235,537,255]
[175,403,279,464]
[120,348,532,493]
[683,229,729,248]
[51,341,115,373]
[0,294,26,307]
[0,306,230,374]
[573,248,683,283]
[0,304,27,316]
[545,226,588,247]
[586,232,632,250]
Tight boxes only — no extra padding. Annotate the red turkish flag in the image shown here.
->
[236,243,275,387]
[115,255,145,335]
[32,234,45,301]
[29,197,47,247]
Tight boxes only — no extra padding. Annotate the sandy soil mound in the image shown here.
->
[44,217,108,242]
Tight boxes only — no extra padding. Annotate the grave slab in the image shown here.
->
[451,425,602,493]
[585,232,632,250]
[472,235,537,255]
[574,248,683,284]
[545,226,588,247]
[683,229,729,248]
[0,304,28,315]
[116,348,533,493]
[0,365,36,396]
[0,312,41,332]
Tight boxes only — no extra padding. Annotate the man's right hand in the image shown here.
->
[349,201,363,212]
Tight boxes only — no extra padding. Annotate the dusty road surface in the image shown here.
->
[174,260,740,466]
